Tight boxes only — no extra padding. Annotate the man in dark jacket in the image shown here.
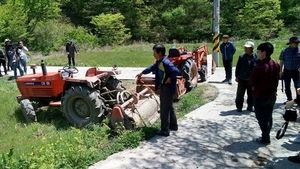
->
[66,38,78,67]
[235,41,258,112]
[0,48,8,76]
[136,44,179,137]
[249,42,280,145]
[4,39,11,71]
[220,35,236,84]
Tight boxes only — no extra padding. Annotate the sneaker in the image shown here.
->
[247,107,254,112]
[289,135,300,143]
[222,79,228,83]
[237,108,243,112]
[288,152,300,163]
[156,130,169,137]
[254,138,270,145]
[228,79,232,85]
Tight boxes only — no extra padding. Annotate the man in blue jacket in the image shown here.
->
[220,35,236,84]
[136,44,179,137]
[235,41,258,112]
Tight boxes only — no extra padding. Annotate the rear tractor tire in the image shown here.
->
[62,85,105,128]
[20,99,37,123]
[181,59,199,91]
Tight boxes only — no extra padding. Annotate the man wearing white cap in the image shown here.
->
[235,41,258,112]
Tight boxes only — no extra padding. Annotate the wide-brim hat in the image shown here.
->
[286,36,300,45]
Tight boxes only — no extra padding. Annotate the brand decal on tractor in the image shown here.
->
[24,82,51,85]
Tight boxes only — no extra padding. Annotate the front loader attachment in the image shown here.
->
[110,87,160,130]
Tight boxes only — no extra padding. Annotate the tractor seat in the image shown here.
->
[168,48,180,57]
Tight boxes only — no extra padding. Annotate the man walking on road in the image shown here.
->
[220,35,236,85]
[136,44,179,137]
[279,36,300,104]
[249,42,280,144]
[235,41,258,112]
[66,38,78,67]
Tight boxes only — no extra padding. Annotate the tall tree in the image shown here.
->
[237,0,283,40]
[90,13,131,45]
[280,0,300,34]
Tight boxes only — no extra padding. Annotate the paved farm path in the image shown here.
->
[5,65,300,169]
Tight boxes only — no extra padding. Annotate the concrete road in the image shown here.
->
[3,65,145,80]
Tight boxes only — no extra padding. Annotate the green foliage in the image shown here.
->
[65,26,98,46]
[0,1,28,41]
[90,13,131,46]
[30,20,98,55]
[237,0,283,40]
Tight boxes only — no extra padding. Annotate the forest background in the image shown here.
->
[0,0,299,55]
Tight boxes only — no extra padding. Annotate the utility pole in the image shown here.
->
[212,0,220,67]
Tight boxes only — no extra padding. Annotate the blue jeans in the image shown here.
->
[254,96,276,142]
[12,62,24,79]
[20,59,27,74]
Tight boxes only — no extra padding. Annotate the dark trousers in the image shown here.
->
[0,59,7,75]
[160,84,177,132]
[223,60,232,80]
[235,79,253,109]
[283,69,299,101]
[7,56,11,70]
[68,56,75,66]
[254,96,276,142]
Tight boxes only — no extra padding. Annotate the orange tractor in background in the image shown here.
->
[136,45,216,99]
[16,61,160,129]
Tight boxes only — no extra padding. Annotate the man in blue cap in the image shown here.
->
[279,36,300,104]
[66,38,78,67]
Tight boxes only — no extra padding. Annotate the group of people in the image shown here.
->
[135,37,300,164]
[220,35,300,164]
[0,39,28,79]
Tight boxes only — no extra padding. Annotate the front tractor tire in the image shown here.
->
[20,99,37,123]
[62,85,104,128]
[181,59,199,91]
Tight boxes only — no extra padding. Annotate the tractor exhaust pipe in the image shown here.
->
[41,60,47,76]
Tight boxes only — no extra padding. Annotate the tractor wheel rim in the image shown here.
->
[73,98,90,118]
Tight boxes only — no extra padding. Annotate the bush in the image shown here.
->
[30,20,98,55]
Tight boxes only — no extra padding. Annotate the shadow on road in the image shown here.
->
[219,109,251,116]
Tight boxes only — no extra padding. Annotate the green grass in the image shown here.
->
[28,39,287,68]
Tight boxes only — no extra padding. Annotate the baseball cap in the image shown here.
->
[244,41,255,48]
[4,38,10,43]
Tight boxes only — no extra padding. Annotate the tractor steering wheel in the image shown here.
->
[62,66,79,74]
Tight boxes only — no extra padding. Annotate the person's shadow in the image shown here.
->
[220,109,251,116]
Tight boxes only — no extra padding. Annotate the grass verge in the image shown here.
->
[0,73,216,168]
[28,40,286,68]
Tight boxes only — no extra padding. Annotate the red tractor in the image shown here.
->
[16,61,160,129]
[136,45,216,99]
